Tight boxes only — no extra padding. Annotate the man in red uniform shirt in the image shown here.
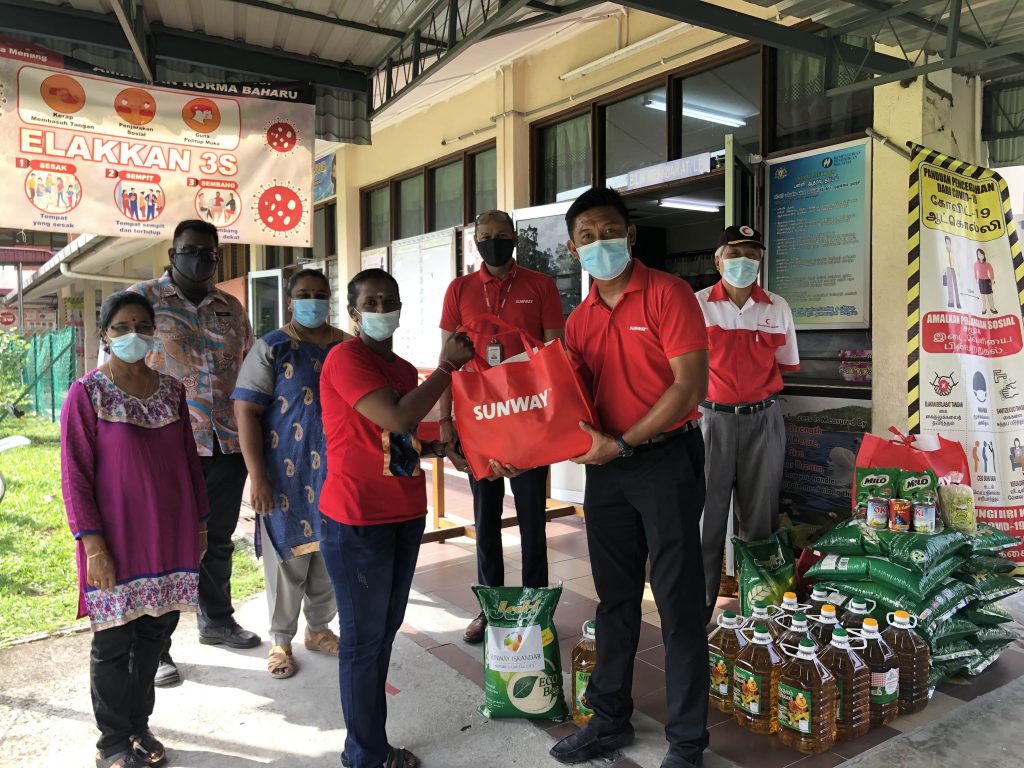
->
[696,225,798,621]
[550,187,710,768]
[439,209,565,644]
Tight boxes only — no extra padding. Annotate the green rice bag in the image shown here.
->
[734,529,795,616]
[806,555,963,600]
[959,555,1017,575]
[871,529,969,573]
[932,638,982,661]
[928,659,969,694]
[898,469,938,502]
[854,467,899,509]
[472,585,568,720]
[918,614,979,646]
[819,577,974,632]
[964,645,1012,676]
[813,519,868,555]
[962,599,1014,626]
[971,523,1020,554]
[955,572,1024,602]
[805,555,871,580]
[972,626,1018,649]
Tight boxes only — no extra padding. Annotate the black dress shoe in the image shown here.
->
[153,657,181,687]
[463,611,487,644]
[549,723,635,764]
[661,754,701,768]
[199,622,262,649]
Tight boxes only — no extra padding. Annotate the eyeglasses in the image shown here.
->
[108,323,156,334]
[174,247,220,261]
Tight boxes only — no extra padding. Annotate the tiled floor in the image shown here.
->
[403,471,1024,768]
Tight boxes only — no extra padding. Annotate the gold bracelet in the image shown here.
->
[86,551,109,560]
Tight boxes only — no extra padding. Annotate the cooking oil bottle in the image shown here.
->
[778,613,819,653]
[733,623,784,734]
[570,621,597,726]
[809,604,841,647]
[859,617,899,726]
[747,600,781,639]
[841,598,873,631]
[776,638,838,755]
[708,610,748,713]
[818,627,871,742]
[882,610,930,715]
[807,586,832,614]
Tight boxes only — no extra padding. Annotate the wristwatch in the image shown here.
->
[614,435,634,459]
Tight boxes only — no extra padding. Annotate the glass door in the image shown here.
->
[248,269,285,339]
[724,133,760,229]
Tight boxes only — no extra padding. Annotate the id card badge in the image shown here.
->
[486,344,503,366]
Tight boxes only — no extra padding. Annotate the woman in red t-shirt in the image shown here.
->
[318,268,473,768]
[974,248,997,314]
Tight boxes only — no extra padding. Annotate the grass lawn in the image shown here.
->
[0,415,264,648]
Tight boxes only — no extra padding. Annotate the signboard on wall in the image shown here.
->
[391,229,455,369]
[766,138,871,329]
[513,202,582,316]
[907,145,1024,564]
[313,152,336,203]
[0,35,315,246]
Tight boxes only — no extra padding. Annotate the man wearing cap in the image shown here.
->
[696,225,799,621]
[438,209,565,645]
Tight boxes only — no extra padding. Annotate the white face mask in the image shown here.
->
[722,256,760,288]
[109,333,154,363]
[358,309,401,341]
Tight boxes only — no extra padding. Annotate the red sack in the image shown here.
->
[851,427,971,510]
[451,315,598,481]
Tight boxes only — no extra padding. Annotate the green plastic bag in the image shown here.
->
[734,529,795,616]
[472,585,568,720]
[955,572,1024,602]
[813,519,867,555]
[959,555,1017,575]
[965,645,1011,676]
[853,467,899,509]
[819,577,973,631]
[918,614,979,646]
[806,555,963,600]
[813,521,968,573]
[962,599,1014,626]
[972,626,1017,649]
[931,638,982,662]
[971,523,1019,554]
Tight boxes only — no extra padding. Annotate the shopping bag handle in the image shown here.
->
[457,313,543,370]
[888,427,916,446]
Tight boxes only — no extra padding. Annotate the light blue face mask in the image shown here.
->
[722,256,760,288]
[292,298,330,329]
[109,333,154,363]
[575,237,631,281]
[358,309,401,341]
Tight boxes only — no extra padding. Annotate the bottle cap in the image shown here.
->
[754,600,768,610]
[893,610,911,627]
[811,587,829,599]
[832,627,849,638]
[799,638,815,648]
[831,627,850,646]
[723,610,737,619]
[720,611,740,628]
[850,598,868,612]
[821,604,837,619]
[783,591,798,605]
[752,622,773,642]
[582,620,596,639]
[792,613,808,627]
[862,617,879,635]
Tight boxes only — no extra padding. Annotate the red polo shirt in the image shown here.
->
[440,262,564,359]
[565,260,708,435]
[696,281,799,404]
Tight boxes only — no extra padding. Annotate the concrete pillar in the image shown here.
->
[496,63,531,211]
[82,284,98,371]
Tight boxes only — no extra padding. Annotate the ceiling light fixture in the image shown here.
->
[559,23,693,81]
[659,199,721,213]
[643,97,746,128]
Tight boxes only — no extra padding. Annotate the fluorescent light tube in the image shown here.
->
[642,99,746,128]
[659,199,721,213]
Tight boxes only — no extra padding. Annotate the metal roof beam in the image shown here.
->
[223,0,407,39]
[107,0,155,82]
[829,0,941,37]
[485,0,599,38]
[617,0,906,74]
[0,0,127,49]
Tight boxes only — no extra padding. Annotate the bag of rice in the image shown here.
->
[956,572,1024,602]
[972,626,1018,649]
[964,645,1012,676]
[971,523,1020,554]
[806,555,963,601]
[959,555,1017,575]
[931,638,982,661]
[734,529,795,616]
[472,585,568,720]
[938,483,977,535]
[917,614,979,647]
[871,529,968,573]
[854,467,900,510]
[962,599,1014,626]
[898,469,938,502]
[813,519,869,555]
[818,577,975,632]
[928,659,970,696]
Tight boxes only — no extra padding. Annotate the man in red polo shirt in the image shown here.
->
[696,225,798,622]
[438,209,564,644]
[550,187,709,768]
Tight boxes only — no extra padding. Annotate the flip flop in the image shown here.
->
[129,730,166,767]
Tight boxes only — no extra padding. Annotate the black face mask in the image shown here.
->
[173,250,218,283]
[477,238,515,268]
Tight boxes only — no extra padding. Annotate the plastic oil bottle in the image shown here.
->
[859,617,899,726]
[841,598,873,631]
[809,604,841,648]
[708,610,748,713]
[882,610,930,715]
[778,613,819,654]
[776,638,838,755]
[570,621,597,726]
[818,627,871,742]
[806,586,833,614]
[747,600,782,639]
[732,623,784,734]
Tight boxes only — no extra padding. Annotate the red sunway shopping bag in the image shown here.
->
[851,427,971,510]
[451,315,598,481]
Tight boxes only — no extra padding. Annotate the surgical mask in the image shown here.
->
[292,299,330,329]
[358,309,401,341]
[477,239,515,268]
[109,333,154,363]
[576,238,631,280]
[722,256,760,288]
[173,249,218,283]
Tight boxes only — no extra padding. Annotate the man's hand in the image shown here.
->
[249,475,275,515]
[488,459,526,479]
[570,421,620,466]
[445,443,470,473]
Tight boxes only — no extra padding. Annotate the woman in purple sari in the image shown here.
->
[61,291,209,768]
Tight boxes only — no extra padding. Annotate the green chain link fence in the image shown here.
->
[20,327,77,423]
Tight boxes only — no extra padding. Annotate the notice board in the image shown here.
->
[391,229,456,368]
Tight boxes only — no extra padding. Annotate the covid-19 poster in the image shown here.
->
[0,35,315,246]
[907,145,1024,564]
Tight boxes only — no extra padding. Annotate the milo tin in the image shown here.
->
[866,497,889,529]
[912,494,937,533]
[889,498,912,532]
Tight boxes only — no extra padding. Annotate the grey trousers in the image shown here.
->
[699,403,786,607]
[260,516,338,646]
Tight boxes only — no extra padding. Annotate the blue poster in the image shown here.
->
[313,152,336,203]
[766,139,871,329]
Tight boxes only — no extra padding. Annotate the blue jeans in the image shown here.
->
[319,514,425,768]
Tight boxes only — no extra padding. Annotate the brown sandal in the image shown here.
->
[304,626,339,656]
[267,644,296,679]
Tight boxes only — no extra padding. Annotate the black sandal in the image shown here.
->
[130,730,167,767]
[95,750,144,768]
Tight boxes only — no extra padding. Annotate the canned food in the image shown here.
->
[866,497,889,528]
[913,498,937,533]
[889,499,912,532]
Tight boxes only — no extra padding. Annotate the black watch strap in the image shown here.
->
[614,435,634,458]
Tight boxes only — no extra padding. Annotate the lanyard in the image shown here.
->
[482,268,516,342]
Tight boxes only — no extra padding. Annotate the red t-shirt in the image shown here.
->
[440,262,565,359]
[319,338,426,525]
[565,260,708,435]
[974,261,994,281]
